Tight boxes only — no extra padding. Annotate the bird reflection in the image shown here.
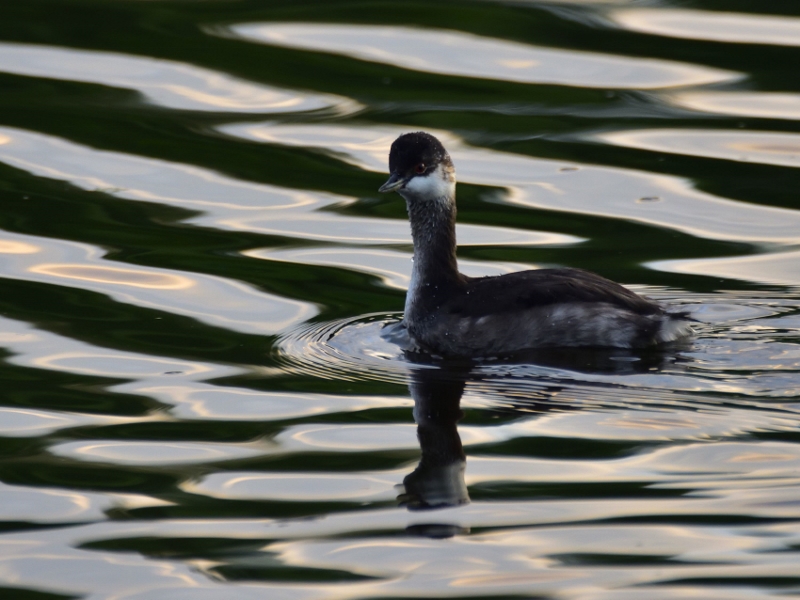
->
[398,363,470,512]
[396,362,471,539]
[396,345,690,537]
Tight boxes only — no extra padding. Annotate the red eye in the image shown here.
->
[415,163,426,174]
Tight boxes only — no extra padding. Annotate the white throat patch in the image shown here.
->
[403,163,455,201]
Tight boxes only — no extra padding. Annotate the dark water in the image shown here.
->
[1,1,800,598]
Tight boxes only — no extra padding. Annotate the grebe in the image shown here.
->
[378,131,692,358]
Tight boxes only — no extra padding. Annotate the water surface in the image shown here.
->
[0,1,799,599]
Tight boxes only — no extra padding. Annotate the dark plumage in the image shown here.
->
[449,268,659,316]
[379,131,692,358]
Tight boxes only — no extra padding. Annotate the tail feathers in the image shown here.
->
[655,312,694,344]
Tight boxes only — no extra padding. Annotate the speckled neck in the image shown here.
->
[401,191,463,323]
[406,195,460,282]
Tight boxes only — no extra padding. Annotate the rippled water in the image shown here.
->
[1,1,799,598]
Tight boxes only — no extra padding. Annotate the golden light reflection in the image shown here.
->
[138,383,406,421]
[651,249,800,287]
[612,9,800,47]
[0,126,332,216]
[670,92,800,121]
[33,351,213,377]
[244,247,413,290]
[53,440,263,465]
[228,23,740,89]
[29,263,195,289]
[0,333,38,343]
[453,571,568,587]
[599,128,800,169]
[730,452,796,463]
[0,408,71,427]
[0,133,10,145]
[161,84,306,110]
[458,427,507,446]
[189,472,398,501]
[498,59,539,69]
[284,424,418,451]
[730,142,800,156]
[0,240,40,254]
[111,494,175,509]
[35,488,93,513]
[606,415,700,431]
[0,42,358,114]
[220,122,410,173]
[271,538,429,572]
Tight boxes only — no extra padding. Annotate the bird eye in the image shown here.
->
[415,163,426,174]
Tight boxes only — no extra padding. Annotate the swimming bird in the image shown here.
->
[378,131,692,358]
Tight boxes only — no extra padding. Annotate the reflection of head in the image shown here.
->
[398,366,469,512]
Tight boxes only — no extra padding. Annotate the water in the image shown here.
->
[0,0,799,598]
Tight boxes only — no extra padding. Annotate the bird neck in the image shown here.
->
[405,194,461,288]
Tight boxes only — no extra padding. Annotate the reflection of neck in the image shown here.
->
[401,368,469,511]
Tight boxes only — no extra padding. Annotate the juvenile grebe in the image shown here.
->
[379,131,692,358]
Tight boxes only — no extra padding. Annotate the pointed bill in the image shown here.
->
[378,172,406,193]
